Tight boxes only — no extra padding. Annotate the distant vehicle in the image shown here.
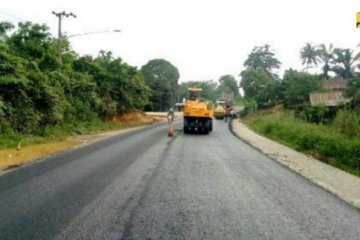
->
[183,88,213,134]
[214,105,225,119]
[215,90,234,120]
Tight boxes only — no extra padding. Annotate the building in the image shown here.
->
[310,78,352,107]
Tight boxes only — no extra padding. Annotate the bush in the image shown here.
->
[333,109,360,138]
[304,105,331,123]
[247,110,360,176]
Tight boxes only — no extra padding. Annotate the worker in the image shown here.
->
[167,108,175,137]
[167,108,175,123]
[224,105,233,122]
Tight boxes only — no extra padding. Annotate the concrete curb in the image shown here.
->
[230,119,360,210]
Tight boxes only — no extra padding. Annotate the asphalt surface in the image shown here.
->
[0,120,360,240]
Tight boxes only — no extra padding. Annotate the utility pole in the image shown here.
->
[52,11,76,62]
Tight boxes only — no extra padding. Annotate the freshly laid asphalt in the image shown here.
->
[0,119,359,240]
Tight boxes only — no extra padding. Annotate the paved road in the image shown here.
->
[0,120,360,240]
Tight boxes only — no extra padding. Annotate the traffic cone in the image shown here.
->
[168,124,174,137]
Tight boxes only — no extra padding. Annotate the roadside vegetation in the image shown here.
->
[0,21,153,149]
[0,20,241,149]
[243,110,360,176]
[239,43,360,176]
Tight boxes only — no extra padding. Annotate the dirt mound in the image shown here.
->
[110,112,157,125]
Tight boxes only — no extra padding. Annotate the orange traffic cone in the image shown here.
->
[168,124,174,137]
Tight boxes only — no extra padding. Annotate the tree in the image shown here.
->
[217,75,239,96]
[317,44,334,79]
[282,69,321,107]
[140,59,180,111]
[243,44,281,76]
[332,48,360,79]
[300,43,319,72]
[346,75,360,108]
[0,20,153,138]
[7,22,54,60]
[73,52,150,115]
[240,68,277,108]
[0,21,14,42]
[178,80,218,102]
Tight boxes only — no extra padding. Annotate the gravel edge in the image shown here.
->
[230,119,360,210]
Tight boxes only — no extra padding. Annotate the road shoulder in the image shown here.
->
[231,119,360,210]
[0,120,167,176]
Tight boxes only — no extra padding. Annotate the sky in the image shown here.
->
[1,0,360,83]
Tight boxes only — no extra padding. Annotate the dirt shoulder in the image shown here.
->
[231,119,360,210]
[0,112,176,175]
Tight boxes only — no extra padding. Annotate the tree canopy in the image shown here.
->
[243,44,281,76]
[178,80,219,102]
[217,75,239,97]
[140,59,180,111]
[300,43,319,72]
[282,70,321,107]
[0,21,152,135]
[240,68,278,108]
[331,48,360,79]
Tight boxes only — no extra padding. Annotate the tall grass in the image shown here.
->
[333,109,360,138]
[245,110,360,176]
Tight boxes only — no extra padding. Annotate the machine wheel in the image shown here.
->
[209,119,213,131]
[184,126,189,134]
[183,118,189,134]
[203,127,209,134]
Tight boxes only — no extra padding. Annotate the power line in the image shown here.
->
[0,11,24,21]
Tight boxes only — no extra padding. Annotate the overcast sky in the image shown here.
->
[2,0,360,82]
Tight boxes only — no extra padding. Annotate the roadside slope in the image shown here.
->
[0,112,169,174]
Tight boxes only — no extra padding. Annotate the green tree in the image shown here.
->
[346,75,360,108]
[243,44,281,76]
[282,69,321,107]
[300,43,319,72]
[140,59,180,111]
[240,68,277,108]
[178,80,218,102]
[217,75,239,96]
[332,48,360,79]
[73,52,150,115]
[317,44,334,79]
[0,20,151,139]
[7,22,53,60]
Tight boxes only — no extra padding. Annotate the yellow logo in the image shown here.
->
[357,12,360,28]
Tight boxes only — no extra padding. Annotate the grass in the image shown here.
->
[0,118,124,149]
[233,96,244,106]
[242,109,360,177]
[0,111,160,150]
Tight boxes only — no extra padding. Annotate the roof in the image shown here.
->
[321,78,348,90]
[310,91,352,107]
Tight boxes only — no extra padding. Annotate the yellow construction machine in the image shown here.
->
[183,88,213,134]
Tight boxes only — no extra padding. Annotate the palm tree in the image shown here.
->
[300,43,319,72]
[332,48,360,79]
[317,44,334,79]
